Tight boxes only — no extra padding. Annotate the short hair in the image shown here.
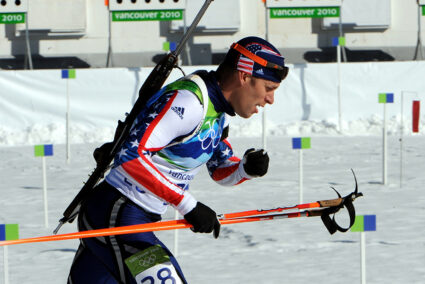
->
[216,48,239,83]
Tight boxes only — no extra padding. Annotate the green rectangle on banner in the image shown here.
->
[0,13,25,24]
[351,216,364,232]
[423,6,425,16]
[270,7,340,18]
[5,224,19,240]
[34,145,45,157]
[301,137,311,149]
[68,69,76,79]
[112,10,183,21]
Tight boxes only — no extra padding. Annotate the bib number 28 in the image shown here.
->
[141,267,176,283]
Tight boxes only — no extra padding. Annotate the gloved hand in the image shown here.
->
[93,142,113,165]
[242,148,269,177]
[184,202,221,239]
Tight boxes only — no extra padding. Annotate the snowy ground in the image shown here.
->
[1,134,424,283]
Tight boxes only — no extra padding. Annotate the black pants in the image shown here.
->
[67,181,187,284]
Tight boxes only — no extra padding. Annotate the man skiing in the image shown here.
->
[68,36,289,283]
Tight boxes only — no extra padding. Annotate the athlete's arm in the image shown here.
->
[119,90,203,215]
[206,138,251,186]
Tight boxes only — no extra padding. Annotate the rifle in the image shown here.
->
[54,0,214,234]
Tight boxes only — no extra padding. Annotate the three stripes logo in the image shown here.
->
[171,106,185,119]
[255,68,264,75]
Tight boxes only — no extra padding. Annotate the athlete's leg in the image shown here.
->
[68,244,118,284]
[69,181,187,283]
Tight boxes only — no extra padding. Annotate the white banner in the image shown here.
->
[1,61,425,145]
[266,0,342,8]
[109,0,186,11]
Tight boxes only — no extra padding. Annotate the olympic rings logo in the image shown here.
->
[139,254,157,267]
[197,118,222,150]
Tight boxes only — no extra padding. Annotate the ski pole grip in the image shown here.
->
[307,210,323,217]
[318,198,342,207]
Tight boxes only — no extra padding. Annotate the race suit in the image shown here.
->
[106,70,250,216]
[68,70,252,284]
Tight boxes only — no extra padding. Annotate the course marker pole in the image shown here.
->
[292,137,311,203]
[62,69,76,164]
[333,36,345,132]
[1,224,19,284]
[351,215,376,284]
[378,93,393,185]
[262,0,269,149]
[35,144,54,227]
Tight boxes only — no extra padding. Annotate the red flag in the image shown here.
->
[412,100,420,133]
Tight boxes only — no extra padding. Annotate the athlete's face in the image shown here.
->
[232,73,280,118]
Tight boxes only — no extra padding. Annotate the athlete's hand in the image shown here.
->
[93,142,113,165]
[242,148,269,177]
[184,202,220,238]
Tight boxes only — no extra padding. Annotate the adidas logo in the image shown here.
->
[171,106,185,119]
[255,68,264,75]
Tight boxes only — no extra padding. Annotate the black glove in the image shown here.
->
[184,202,220,239]
[242,148,269,177]
[93,142,113,165]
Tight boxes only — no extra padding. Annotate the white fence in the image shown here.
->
[1,61,424,145]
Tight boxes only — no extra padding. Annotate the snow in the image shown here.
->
[1,133,425,283]
[1,61,425,282]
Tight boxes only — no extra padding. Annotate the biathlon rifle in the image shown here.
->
[53,0,215,234]
[2,170,362,246]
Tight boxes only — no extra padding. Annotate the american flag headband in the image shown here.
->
[231,43,289,81]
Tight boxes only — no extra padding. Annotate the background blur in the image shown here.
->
[0,0,424,70]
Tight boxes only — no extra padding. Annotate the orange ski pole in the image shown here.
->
[221,197,342,219]
[0,170,362,246]
[0,211,319,247]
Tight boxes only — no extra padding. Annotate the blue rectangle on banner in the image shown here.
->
[44,144,53,156]
[0,224,5,241]
[170,42,177,51]
[292,137,302,149]
[386,93,394,103]
[61,69,69,79]
[364,215,376,231]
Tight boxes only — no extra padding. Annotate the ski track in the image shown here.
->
[0,136,424,283]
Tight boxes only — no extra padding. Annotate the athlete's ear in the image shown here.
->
[237,70,251,85]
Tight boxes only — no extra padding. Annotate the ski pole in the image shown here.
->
[0,189,361,246]
[1,171,362,246]
[0,210,326,247]
[221,197,342,219]
[223,169,360,218]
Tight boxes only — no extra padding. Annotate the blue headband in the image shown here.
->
[233,37,288,82]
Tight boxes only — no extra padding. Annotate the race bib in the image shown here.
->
[125,245,182,283]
